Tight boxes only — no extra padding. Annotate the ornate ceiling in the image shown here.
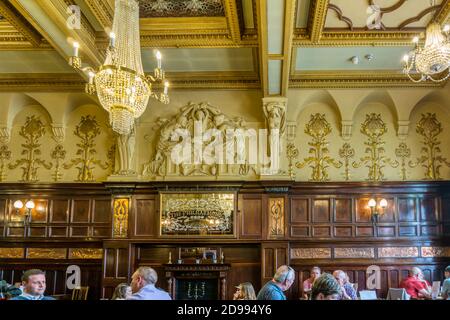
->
[0,0,448,91]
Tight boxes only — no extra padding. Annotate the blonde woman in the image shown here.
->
[112,283,132,300]
[233,282,256,300]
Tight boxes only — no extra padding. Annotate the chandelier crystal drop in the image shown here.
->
[403,21,450,83]
[69,0,170,135]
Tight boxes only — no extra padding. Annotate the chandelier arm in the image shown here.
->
[426,69,450,83]
[404,69,426,83]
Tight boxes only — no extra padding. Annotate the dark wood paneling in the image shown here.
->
[290,198,309,223]
[356,198,371,223]
[335,198,352,222]
[291,226,309,237]
[313,226,331,237]
[133,197,157,237]
[240,196,262,238]
[398,198,416,222]
[71,199,90,223]
[420,197,437,222]
[92,199,111,223]
[313,199,330,223]
[334,226,352,237]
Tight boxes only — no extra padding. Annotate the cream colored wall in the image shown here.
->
[0,86,449,182]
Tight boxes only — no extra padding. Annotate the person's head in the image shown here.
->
[21,269,47,297]
[411,267,424,279]
[131,267,158,294]
[112,283,132,300]
[234,282,256,300]
[445,266,450,279]
[333,270,347,286]
[311,273,341,300]
[310,267,321,281]
[273,265,295,291]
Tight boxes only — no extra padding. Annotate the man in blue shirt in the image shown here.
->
[127,266,171,300]
[257,265,295,300]
[443,265,450,300]
[10,269,55,300]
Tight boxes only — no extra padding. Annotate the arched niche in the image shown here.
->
[352,90,398,125]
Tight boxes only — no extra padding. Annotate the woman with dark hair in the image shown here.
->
[311,273,341,300]
[233,282,256,300]
[112,283,131,300]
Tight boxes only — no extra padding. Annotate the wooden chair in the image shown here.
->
[71,287,89,300]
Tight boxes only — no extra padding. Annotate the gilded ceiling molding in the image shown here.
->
[8,116,52,182]
[139,0,225,18]
[63,115,109,182]
[434,0,450,24]
[410,113,450,180]
[296,114,342,182]
[327,4,353,30]
[307,0,330,43]
[138,33,255,48]
[352,113,398,181]
[84,0,113,29]
[0,0,42,46]
[223,0,242,43]
[0,73,85,92]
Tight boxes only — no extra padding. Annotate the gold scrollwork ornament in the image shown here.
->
[352,113,398,181]
[395,142,411,181]
[409,113,450,180]
[296,114,342,181]
[63,116,109,182]
[8,116,52,182]
[286,143,299,180]
[339,143,355,181]
[0,145,11,181]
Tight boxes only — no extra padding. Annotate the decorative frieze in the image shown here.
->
[421,246,450,258]
[69,248,103,259]
[290,248,331,259]
[27,248,67,259]
[0,248,24,258]
[334,248,375,259]
[377,247,419,258]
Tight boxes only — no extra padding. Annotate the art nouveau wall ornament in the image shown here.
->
[339,143,355,181]
[395,142,411,181]
[0,145,11,182]
[296,114,342,181]
[113,198,129,238]
[160,192,235,237]
[268,198,285,238]
[409,113,450,180]
[353,113,398,181]
[63,116,109,182]
[50,145,66,182]
[143,102,252,178]
[286,143,299,180]
[8,116,52,182]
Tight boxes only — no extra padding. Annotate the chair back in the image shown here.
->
[359,290,377,300]
[386,288,410,300]
[72,287,89,300]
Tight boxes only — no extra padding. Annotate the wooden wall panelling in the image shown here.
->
[238,194,263,239]
[289,197,310,238]
[102,240,131,299]
[131,195,158,238]
[261,242,289,296]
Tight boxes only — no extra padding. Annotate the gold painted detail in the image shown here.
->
[377,247,419,258]
[286,143,299,180]
[296,114,342,181]
[353,114,398,181]
[50,145,66,182]
[395,142,411,181]
[160,193,235,236]
[290,248,332,259]
[8,116,52,182]
[107,144,116,175]
[0,248,24,258]
[339,143,355,181]
[334,248,375,259]
[139,0,225,18]
[410,113,450,180]
[69,248,103,259]
[0,144,11,181]
[268,198,284,238]
[63,116,109,182]
[113,198,129,238]
[27,248,67,259]
[421,247,450,258]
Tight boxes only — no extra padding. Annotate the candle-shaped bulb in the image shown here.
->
[368,198,376,208]
[403,54,409,64]
[88,71,95,84]
[164,81,169,95]
[73,42,80,57]
[443,25,449,33]
[109,32,116,47]
[155,50,162,69]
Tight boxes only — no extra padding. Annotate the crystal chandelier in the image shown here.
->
[69,0,169,135]
[403,20,450,83]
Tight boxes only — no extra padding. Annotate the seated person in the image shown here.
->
[233,282,256,300]
[400,267,431,299]
[10,269,55,300]
[112,283,132,300]
[257,265,295,300]
[333,270,357,300]
[127,267,171,300]
[311,273,341,300]
[303,266,321,299]
[441,265,450,300]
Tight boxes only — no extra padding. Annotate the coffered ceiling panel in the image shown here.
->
[325,0,443,29]
[295,0,311,28]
